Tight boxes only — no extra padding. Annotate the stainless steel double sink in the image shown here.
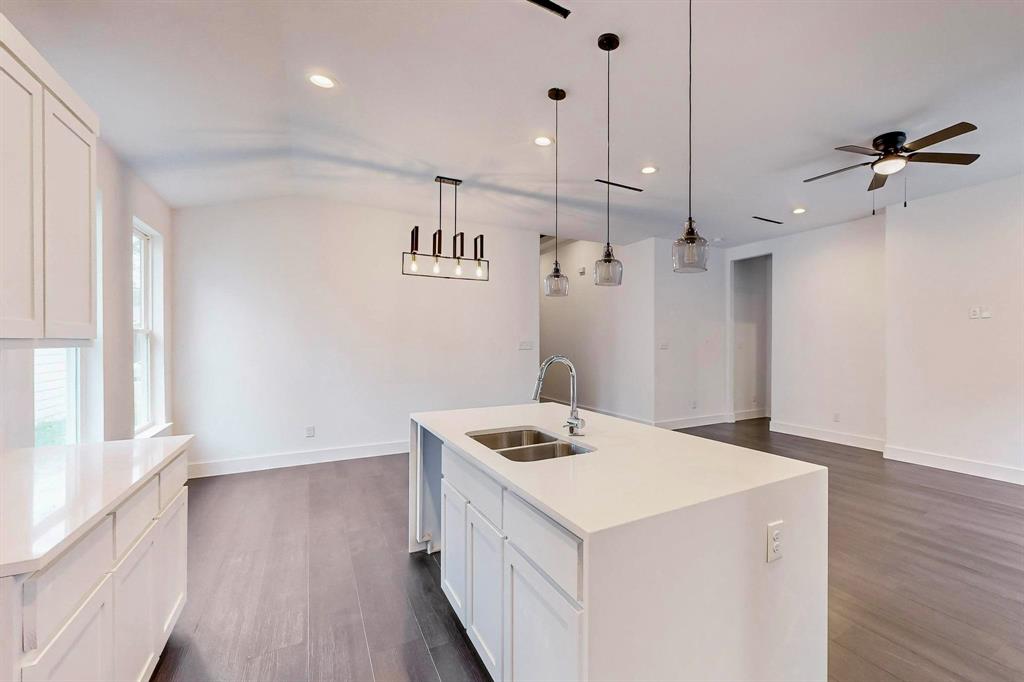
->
[467,427,594,462]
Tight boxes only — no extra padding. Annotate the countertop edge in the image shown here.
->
[0,435,195,578]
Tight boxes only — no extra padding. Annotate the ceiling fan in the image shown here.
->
[804,122,980,191]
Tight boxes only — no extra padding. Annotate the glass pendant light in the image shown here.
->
[544,87,569,297]
[672,0,709,274]
[594,33,623,286]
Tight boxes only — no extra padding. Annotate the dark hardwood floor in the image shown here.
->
[152,419,1024,682]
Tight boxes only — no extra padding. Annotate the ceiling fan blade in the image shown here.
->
[803,162,871,183]
[907,152,980,165]
[868,173,887,191]
[752,216,784,225]
[835,145,879,156]
[903,122,977,151]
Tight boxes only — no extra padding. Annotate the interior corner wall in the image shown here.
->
[653,240,728,429]
[726,214,887,451]
[539,238,655,423]
[884,174,1024,483]
[95,140,174,441]
[172,196,540,475]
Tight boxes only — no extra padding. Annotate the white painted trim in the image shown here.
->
[135,422,173,439]
[188,440,408,479]
[539,395,652,425]
[884,445,1024,485]
[655,414,734,430]
[770,420,885,452]
[732,408,768,421]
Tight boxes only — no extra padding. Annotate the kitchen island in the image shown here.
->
[408,402,827,682]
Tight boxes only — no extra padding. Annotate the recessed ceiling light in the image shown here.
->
[641,166,658,174]
[309,74,335,89]
[792,207,806,214]
[534,136,553,147]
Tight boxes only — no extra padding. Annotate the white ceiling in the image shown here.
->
[5,0,1023,245]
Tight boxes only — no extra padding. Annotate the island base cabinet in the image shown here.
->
[441,479,468,625]
[112,522,159,682]
[465,504,504,682]
[21,576,114,682]
[503,542,583,682]
[154,487,188,650]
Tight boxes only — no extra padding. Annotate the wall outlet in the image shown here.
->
[752,397,758,406]
[659,341,670,350]
[691,400,698,410]
[518,340,534,351]
[969,306,981,320]
[577,266,587,276]
[980,306,992,319]
[832,412,840,423]
[767,520,784,562]
[305,425,316,438]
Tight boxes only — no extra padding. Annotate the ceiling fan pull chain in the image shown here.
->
[904,171,908,208]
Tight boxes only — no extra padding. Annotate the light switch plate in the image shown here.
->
[767,520,784,562]
[577,266,586,276]
[980,306,992,319]
[659,341,669,350]
[518,340,534,350]
[969,306,981,319]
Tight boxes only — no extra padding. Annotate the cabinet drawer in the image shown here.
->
[114,478,159,559]
[159,453,187,509]
[502,492,581,601]
[442,445,503,528]
[22,515,114,652]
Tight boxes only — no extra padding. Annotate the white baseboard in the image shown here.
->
[188,440,408,479]
[770,421,885,452]
[732,408,768,421]
[539,395,653,425]
[655,414,734,430]
[884,445,1024,485]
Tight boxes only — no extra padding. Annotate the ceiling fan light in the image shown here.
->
[872,154,908,176]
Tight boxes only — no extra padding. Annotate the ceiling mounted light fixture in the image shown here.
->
[672,0,708,274]
[792,207,806,214]
[594,32,626,287]
[641,166,658,174]
[544,88,569,297]
[534,136,553,147]
[308,73,335,89]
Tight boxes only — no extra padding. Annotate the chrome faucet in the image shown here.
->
[532,355,586,436]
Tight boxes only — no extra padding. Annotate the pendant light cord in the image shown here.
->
[687,0,693,222]
[606,48,611,249]
[555,96,559,264]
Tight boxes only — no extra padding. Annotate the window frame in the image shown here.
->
[132,227,155,434]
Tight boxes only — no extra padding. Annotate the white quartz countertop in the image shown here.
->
[413,403,825,538]
[0,435,193,577]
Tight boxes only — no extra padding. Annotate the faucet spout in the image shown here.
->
[532,355,586,436]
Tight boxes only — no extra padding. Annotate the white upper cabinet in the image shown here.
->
[42,91,96,339]
[0,47,44,338]
[0,14,98,340]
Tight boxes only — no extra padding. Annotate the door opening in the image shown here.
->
[731,255,772,420]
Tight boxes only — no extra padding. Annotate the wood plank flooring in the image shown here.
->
[152,419,1024,682]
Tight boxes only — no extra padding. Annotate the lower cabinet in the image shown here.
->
[21,576,114,682]
[441,479,468,625]
[465,504,504,681]
[154,487,188,649]
[112,522,159,682]
[503,542,583,682]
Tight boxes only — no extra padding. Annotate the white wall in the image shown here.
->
[539,239,655,423]
[727,215,887,451]
[731,255,771,420]
[885,175,1024,483]
[653,240,728,429]
[172,195,539,475]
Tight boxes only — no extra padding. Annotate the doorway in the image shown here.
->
[731,255,772,420]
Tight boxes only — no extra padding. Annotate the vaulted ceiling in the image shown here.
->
[5,0,1022,245]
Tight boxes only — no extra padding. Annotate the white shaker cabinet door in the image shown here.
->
[503,542,583,682]
[441,478,468,625]
[21,575,114,682]
[154,486,188,651]
[42,90,96,339]
[466,503,504,682]
[0,48,44,338]
[112,522,159,682]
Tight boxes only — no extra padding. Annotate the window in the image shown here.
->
[34,348,80,446]
[133,228,153,433]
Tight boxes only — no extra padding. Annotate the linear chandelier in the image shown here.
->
[402,176,489,281]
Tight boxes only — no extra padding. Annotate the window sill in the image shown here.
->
[135,422,173,439]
